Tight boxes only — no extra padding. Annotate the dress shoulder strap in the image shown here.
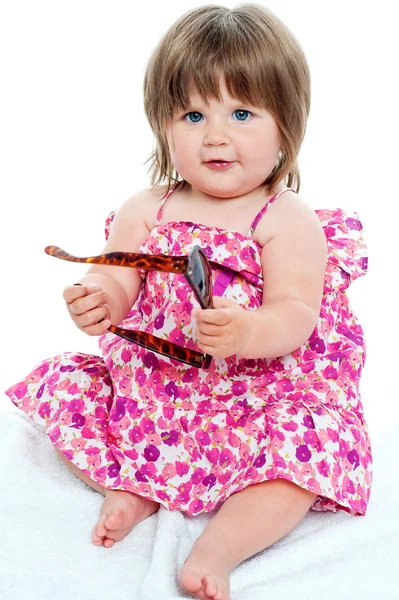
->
[248,187,297,237]
[154,182,181,226]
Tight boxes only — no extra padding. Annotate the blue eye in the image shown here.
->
[233,110,251,121]
[185,112,203,123]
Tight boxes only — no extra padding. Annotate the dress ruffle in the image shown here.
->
[316,209,368,292]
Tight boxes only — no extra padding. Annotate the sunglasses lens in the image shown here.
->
[193,255,205,294]
[191,250,211,308]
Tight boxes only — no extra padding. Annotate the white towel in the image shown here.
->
[0,401,397,600]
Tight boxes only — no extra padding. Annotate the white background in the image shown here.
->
[0,1,398,442]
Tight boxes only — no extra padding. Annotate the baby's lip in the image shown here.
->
[206,159,233,163]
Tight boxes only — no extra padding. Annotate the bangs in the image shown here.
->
[163,11,280,117]
[168,50,270,115]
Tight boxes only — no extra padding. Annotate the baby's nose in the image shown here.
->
[203,120,231,145]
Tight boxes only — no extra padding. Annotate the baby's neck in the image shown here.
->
[159,181,284,237]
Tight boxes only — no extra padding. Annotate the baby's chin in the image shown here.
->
[185,178,268,202]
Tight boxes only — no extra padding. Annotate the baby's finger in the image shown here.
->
[211,297,237,310]
[197,308,232,326]
[69,290,108,316]
[63,284,89,304]
[197,321,223,336]
[196,332,219,349]
[64,282,104,304]
[77,304,110,329]
[82,317,112,337]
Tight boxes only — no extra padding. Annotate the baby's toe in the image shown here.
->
[204,575,225,600]
[105,509,126,531]
[92,513,108,544]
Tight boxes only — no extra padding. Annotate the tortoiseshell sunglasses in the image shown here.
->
[44,245,213,368]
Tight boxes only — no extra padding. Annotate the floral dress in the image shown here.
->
[5,186,372,517]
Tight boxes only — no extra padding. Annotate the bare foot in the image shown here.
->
[92,489,160,548]
[179,534,238,600]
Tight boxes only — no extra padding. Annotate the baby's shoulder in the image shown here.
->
[253,189,323,246]
[105,185,170,246]
[123,184,167,209]
[120,184,169,231]
[268,190,323,232]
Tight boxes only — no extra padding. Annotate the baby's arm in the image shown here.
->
[65,188,157,335]
[195,194,328,359]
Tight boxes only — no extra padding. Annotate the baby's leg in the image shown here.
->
[55,448,160,547]
[56,448,106,494]
[180,478,317,600]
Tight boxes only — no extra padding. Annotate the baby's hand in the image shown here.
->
[193,297,253,359]
[63,283,111,336]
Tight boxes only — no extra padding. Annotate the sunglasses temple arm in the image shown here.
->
[108,324,212,368]
[44,246,188,273]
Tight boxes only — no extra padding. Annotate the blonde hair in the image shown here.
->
[143,3,311,196]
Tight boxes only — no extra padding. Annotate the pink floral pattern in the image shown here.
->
[5,187,372,517]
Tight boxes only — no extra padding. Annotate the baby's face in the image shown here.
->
[165,76,281,199]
